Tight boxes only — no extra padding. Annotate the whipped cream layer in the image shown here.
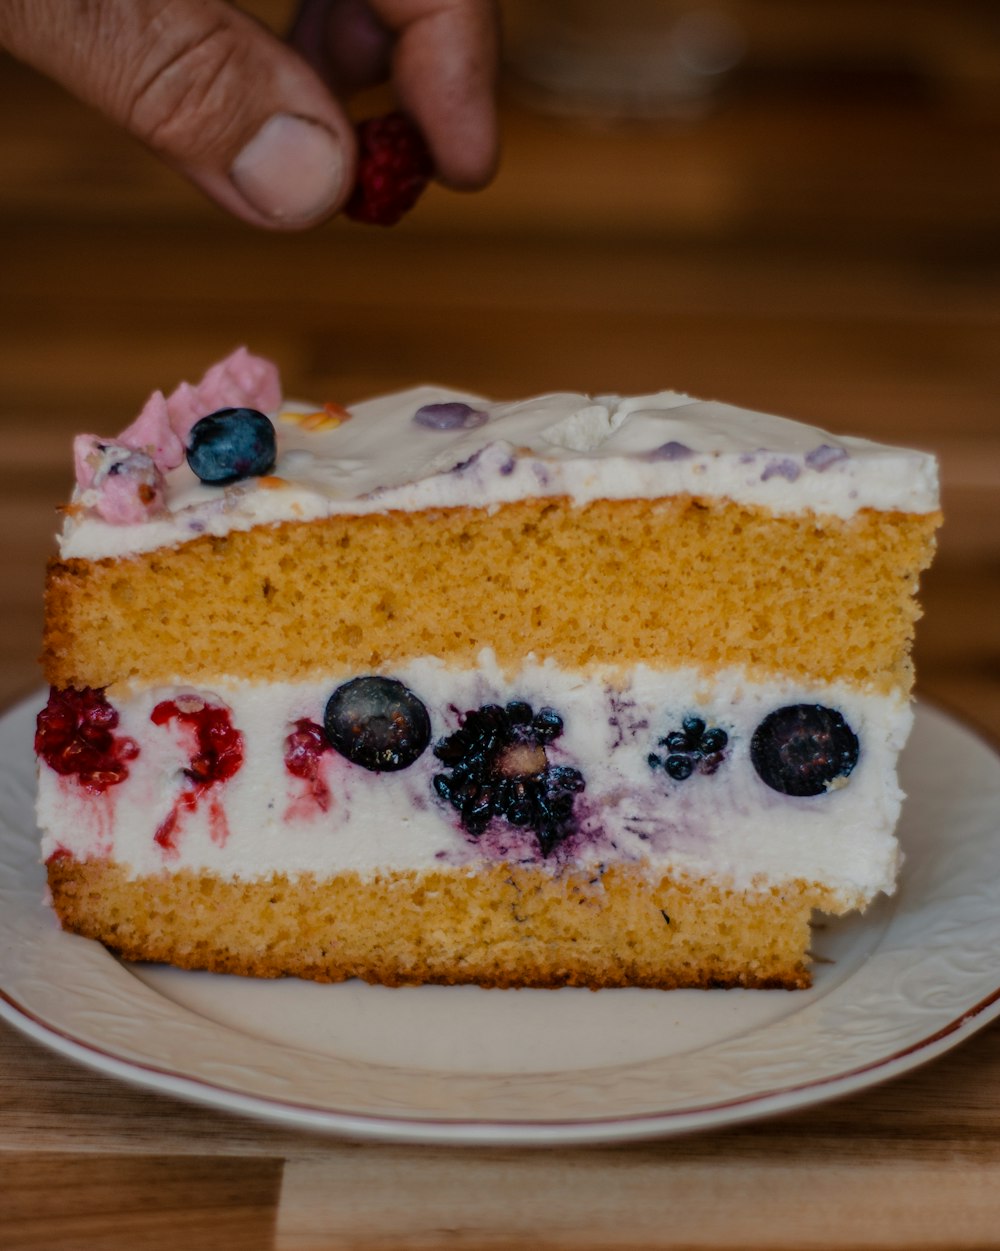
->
[37,654,910,904]
[60,387,940,561]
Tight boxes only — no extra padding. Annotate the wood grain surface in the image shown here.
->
[1,5,998,1247]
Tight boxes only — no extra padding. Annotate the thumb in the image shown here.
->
[1,0,357,228]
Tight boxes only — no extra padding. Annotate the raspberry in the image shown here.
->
[151,698,243,786]
[150,697,244,852]
[345,112,434,226]
[35,686,138,793]
[285,717,333,811]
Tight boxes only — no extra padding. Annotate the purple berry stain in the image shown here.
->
[761,458,801,483]
[805,444,850,471]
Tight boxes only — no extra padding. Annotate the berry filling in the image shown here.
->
[750,704,860,797]
[433,701,585,856]
[345,111,434,226]
[324,677,431,773]
[35,686,139,793]
[186,407,276,485]
[285,717,333,811]
[150,696,244,851]
[648,715,729,782]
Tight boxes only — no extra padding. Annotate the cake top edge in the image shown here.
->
[59,349,941,561]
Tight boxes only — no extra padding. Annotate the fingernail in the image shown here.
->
[230,114,345,225]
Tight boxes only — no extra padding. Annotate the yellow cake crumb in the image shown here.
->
[48,858,853,989]
[43,495,940,693]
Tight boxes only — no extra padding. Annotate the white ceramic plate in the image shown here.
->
[2,696,999,1145]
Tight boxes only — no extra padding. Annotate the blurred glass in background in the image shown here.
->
[504,0,746,119]
[503,0,1000,120]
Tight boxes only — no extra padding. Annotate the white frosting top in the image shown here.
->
[60,386,940,561]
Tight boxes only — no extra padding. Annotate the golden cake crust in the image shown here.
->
[46,857,860,991]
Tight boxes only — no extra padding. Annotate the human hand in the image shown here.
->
[0,0,499,229]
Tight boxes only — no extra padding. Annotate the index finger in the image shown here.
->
[369,0,500,189]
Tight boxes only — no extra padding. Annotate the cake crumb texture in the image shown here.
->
[44,497,939,694]
[46,858,855,990]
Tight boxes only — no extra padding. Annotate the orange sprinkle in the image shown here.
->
[256,475,288,489]
[279,404,350,433]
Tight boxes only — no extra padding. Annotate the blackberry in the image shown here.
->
[186,407,276,485]
[324,677,431,772]
[649,714,729,781]
[750,704,859,797]
[432,700,584,856]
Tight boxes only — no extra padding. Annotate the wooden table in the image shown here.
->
[1,18,999,1248]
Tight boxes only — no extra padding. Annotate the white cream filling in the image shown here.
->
[37,655,910,905]
[59,388,940,561]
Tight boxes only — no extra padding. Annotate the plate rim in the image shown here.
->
[3,696,1000,1146]
[4,978,1000,1146]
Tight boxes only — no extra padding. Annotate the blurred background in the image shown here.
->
[0,0,998,735]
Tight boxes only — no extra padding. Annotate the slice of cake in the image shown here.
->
[35,349,941,989]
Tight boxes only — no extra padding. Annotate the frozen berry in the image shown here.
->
[285,719,330,781]
[35,686,138,792]
[433,701,585,855]
[151,698,244,785]
[649,715,729,781]
[285,718,333,811]
[150,697,244,852]
[186,408,276,485]
[413,402,489,431]
[750,704,859,797]
[345,112,434,227]
[324,677,430,772]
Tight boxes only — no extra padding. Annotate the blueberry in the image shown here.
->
[324,677,431,772]
[413,401,488,431]
[750,704,860,797]
[186,408,276,485]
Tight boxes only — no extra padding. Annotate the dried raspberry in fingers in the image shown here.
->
[345,112,434,226]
